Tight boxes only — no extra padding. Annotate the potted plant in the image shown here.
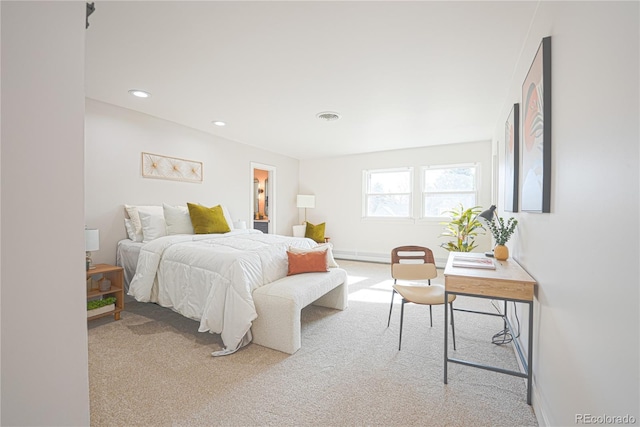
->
[485,216,518,260]
[87,296,117,318]
[439,204,485,252]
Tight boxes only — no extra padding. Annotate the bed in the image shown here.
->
[124,229,323,355]
[116,239,143,289]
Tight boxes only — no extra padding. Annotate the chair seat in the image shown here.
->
[393,284,456,305]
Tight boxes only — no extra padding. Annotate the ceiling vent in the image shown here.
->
[316,111,341,121]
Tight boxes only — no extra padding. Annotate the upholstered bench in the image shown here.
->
[251,268,348,354]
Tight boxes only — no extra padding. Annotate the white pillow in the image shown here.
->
[124,218,143,242]
[289,243,339,268]
[221,205,235,231]
[139,210,167,242]
[233,220,247,229]
[125,205,163,236]
[163,203,194,235]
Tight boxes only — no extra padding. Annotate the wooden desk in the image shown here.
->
[443,252,537,404]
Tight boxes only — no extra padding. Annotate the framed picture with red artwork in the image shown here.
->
[521,36,551,213]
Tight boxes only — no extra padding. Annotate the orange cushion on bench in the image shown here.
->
[286,249,329,276]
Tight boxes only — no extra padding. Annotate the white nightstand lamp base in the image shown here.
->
[292,224,306,237]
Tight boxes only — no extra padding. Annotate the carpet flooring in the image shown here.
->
[88,259,538,426]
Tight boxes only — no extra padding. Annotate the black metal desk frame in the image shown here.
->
[444,291,534,404]
[444,254,535,405]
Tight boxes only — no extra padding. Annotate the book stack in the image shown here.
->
[452,255,496,269]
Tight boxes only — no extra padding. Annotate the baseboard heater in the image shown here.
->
[333,250,448,268]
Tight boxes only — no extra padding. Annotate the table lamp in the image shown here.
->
[85,228,99,270]
[296,195,315,224]
[479,205,497,222]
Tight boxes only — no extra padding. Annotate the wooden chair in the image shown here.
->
[387,246,456,351]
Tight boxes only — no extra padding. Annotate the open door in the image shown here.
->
[251,163,276,234]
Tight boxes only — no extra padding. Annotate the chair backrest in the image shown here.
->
[391,246,437,281]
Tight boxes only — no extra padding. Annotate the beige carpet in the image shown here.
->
[88,260,538,426]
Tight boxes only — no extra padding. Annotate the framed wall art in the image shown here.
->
[521,36,551,213]
[141,152,203,183]
[504,103,519,212]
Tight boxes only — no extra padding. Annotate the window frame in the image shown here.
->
[362,167,414,220]
[420,163,479,220]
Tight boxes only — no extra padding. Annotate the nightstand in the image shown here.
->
[86,264,124,321]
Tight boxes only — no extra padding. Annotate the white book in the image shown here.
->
[452,255,496,269]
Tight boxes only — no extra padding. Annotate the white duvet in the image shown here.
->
[128,229,317,354]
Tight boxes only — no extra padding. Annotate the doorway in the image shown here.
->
[251,162,276,234]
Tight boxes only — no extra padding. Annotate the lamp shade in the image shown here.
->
[479,205,497,221]
[296,195,315,209]
[85,229,100,252]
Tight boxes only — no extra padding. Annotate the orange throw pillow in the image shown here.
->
[287,249,329,276]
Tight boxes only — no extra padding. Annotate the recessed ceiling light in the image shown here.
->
[316,111,341,121]
[128,89,151,98]
[212,121,226,127]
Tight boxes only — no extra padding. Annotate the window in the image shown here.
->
[422,164,477,217]
[363,168,413,218]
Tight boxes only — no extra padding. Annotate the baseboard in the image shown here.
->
[333,250,448,268]
[508,314,550,426]
[332,251,389,264]
[532,378,551,426]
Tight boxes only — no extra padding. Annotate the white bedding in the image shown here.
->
[128,229,317,354]
[116,239,144,291]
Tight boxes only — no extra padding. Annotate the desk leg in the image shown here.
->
[504,300,508,330]
[444,290,449,384]
[527,300,533,405]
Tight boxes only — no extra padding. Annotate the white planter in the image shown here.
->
[292,224,306,237]
[87,303,115,318]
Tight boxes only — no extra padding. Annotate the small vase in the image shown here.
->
[494,245,509,260]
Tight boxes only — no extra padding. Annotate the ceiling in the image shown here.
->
[85,1,539,160]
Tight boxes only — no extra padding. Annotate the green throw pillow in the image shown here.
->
[305,222,325,243]
[187,203,231,234]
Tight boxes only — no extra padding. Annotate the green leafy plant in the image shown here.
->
[439,204,485,252]
[87,297,116,311]
[486,216,518,246]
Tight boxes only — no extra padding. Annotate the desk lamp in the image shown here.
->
[479,205,497,222]
[85,228,99,270]
[479,205,497,257]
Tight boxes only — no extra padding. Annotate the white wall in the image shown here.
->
[492,2,639,425]
[0,3,3,422]
[299,141,493,265]
[1,2,90,425]
[85,99,301,265]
